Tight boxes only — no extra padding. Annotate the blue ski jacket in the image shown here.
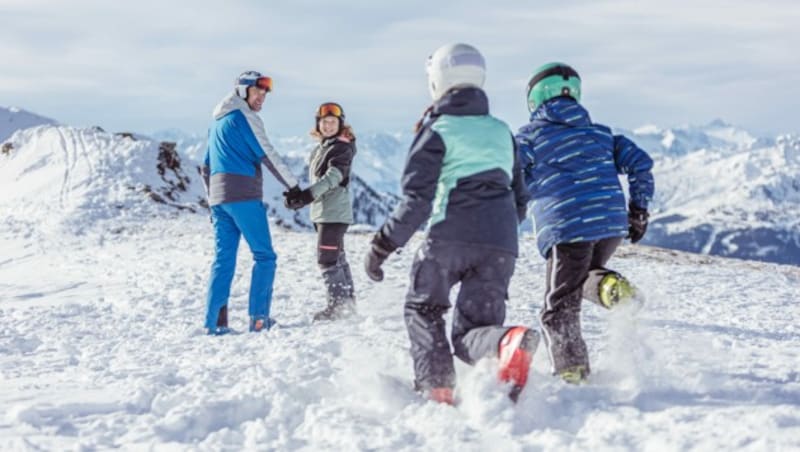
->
[516,97,654,257]
[202,93,298,206]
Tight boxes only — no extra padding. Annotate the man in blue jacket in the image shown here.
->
[516,62,654,383]
[201,71,299,335]
[365,44,536,404]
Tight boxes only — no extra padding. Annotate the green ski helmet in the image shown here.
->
[526,62,581,111]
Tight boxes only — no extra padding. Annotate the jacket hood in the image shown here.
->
[213,92,249,120]
[432,86,489,116]
[528,97,592,127]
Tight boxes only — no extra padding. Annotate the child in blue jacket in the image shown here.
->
[516,62,654,383]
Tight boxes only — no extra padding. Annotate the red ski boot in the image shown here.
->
[498,327,539,402]
[426,387,455,405]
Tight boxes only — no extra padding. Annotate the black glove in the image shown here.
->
[283,186,313,210]
[365,231,397,282]
[628,203,649,244]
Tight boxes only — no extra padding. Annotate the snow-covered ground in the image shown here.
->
[2,111,799,450]
[1,213,799,450]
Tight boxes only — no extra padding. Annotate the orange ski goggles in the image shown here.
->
[316,102,344,118]
[255,76,273,92]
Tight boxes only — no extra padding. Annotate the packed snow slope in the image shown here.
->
[1,121,800,450]
[1,215,799,450]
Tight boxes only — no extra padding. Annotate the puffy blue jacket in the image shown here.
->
[516,97,654,257]
[202,93,298,206]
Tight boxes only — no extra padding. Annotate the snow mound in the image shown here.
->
[1,218,799,450]
[0,125,206,236]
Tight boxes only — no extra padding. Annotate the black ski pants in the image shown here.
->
[541,237,622,374]
[404,239,517,390]
[315,223,354,304]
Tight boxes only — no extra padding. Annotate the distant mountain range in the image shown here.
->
[2,105,798,265]
[624,121,800,265]
[1,106,57,142]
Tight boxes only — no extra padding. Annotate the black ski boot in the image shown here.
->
[312,299,355,322]
[314,256,356,322]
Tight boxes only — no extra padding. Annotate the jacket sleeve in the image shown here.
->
[511,137,531,223]
[515,134,536,194]
[201,145,211,196]
[613,134,655,210]
[308,142,353,199]
[239,110,298,189]
[379,126,446,248]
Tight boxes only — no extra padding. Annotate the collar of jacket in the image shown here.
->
[432,86,490,117]
[527,97,592,127]
[321,135,350,147]
[212,92,250,120]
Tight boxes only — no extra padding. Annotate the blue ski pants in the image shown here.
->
[205,200,277,329]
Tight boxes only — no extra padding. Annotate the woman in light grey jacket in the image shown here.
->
[284,102,357,321]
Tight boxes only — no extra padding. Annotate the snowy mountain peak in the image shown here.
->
[1,105,58,142]
[0,121,398,238]
[0,124,206,235]
[633,124,663,135]
[629,118,771,157]
[706,118,730,128]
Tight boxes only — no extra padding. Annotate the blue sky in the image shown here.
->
[2,0,799,138]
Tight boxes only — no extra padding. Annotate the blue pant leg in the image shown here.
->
[205,205,241,329]
[225,200,277,319]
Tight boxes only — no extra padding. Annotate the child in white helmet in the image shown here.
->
[365,43,536,404]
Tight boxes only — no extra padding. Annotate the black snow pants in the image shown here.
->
[541,236,623,374]
[404,239,517,391]
[315,223,355,307]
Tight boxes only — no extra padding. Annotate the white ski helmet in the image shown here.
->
[426,43,486,101]
[235,70,272,99]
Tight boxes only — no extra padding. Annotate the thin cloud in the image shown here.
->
[1,0,798,137]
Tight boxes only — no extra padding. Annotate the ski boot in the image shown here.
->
[312,299,356,322]
[207,306,231,335]
[425,387,455,405]
[558,365,589,384]
[207,326,232,336]
[599,273,643,310]
[414,380,455,405]
[249,316,276,332]
[498,326,540,402]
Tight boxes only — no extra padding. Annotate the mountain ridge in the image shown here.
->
[3,106,798,265]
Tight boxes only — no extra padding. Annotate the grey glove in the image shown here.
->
[365,231,397,282]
